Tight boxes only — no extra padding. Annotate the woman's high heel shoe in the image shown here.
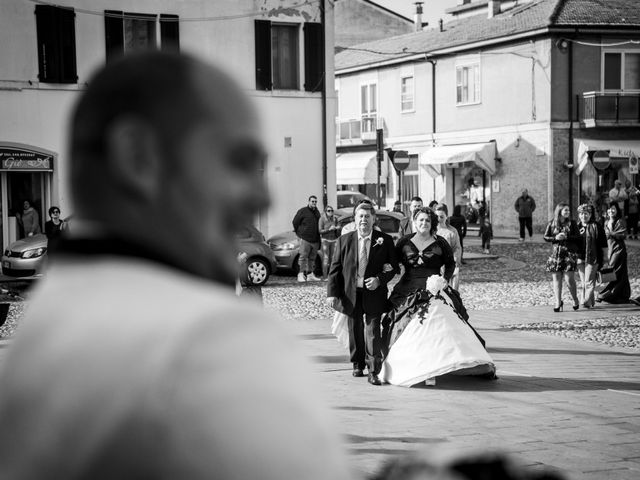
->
[573,304,579,311]
[553,301,564,313]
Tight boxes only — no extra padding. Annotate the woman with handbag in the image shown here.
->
[576,204,606,309]
[597,202,631,304]
[544,203,580,312]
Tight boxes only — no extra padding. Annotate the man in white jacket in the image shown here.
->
[0,52,351,480]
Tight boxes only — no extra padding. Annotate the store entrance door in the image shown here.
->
[0,143,55,251]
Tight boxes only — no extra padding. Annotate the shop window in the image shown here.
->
[456,63,480,105]
[603,52,640,91]
[254,21,323,91]
[35,5,77,83]
[105,11,180,62]
[401,76,415,112]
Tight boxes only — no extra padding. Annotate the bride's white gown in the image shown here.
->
[380,290,494,387]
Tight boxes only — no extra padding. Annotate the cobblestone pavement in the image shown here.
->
[261,239,640,479]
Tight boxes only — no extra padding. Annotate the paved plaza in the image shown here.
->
[282,296,640,480]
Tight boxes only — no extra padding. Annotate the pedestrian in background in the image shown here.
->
[514,189,536,241]
[435,204,462,290]
[18,199,41,238]
[0,52,351,480]
[576,204,605,309]
[449,205,467,263]
[399,196,423,237]
[478,215,493,254]
[626,186,639,240]
[544,203,580,312]
[44,206,66,240]
[318,205,340,280]
[391,200,404,216]
[608,179,627,214]
[597,202,631,304]
[292,195,321,282]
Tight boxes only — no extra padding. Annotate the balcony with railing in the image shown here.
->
[336,115,385,145]
[580,91,640,127]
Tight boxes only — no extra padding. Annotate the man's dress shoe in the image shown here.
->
[368,373,382,386]
[352,368,364,377]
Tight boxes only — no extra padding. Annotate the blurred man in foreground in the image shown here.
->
[0,52,351,480]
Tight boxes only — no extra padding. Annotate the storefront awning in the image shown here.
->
[419,142,497,175]
[336,151,389,185]
[574,138,640,175]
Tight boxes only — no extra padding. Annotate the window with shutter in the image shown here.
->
[304,23,323,92]
[255,20,272,90]
[105,11,179,62]
[35,5,77,83]
[160,15,180,52]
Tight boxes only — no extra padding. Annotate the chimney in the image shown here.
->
[488,0,501,18]
[414,2,424,32]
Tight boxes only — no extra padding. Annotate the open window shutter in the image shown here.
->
[303,22,324,92]
[254,20,272,91]
[104,10,124,63]
[58,7,77,82]
[35,5,59,82]
[160,14,180,52]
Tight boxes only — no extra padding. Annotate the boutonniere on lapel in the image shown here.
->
[374,237,384,248]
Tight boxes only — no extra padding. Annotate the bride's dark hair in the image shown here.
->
[412,207,438,236]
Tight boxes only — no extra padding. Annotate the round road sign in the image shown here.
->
[592,150,610,170]
[392,150,410,171]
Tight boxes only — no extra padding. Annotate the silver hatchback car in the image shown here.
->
[2,234,49,278]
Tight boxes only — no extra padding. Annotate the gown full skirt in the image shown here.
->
[380,290,495,387]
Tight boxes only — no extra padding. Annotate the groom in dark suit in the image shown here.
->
[326,201,398,385]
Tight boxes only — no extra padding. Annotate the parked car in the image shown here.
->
[267,210,403,273]
[236,225,278,286]
[336,190,377,209]
[1,223,277,286]
[2,234,49,278]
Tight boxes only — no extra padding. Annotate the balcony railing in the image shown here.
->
[580,91,640,127]
[336,115,384,144]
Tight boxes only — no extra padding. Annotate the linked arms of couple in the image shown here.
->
[325,263,396,309]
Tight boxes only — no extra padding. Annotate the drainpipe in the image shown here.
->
[320,0,328,208]
[568,38,574,212]
[426,57,437,199]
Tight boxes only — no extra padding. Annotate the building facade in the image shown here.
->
[0,0,335,248]
[335,0,640,232]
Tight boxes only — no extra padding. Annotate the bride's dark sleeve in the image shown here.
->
[438,237,456,280]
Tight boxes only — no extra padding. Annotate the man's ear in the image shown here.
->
[105,117,162,202]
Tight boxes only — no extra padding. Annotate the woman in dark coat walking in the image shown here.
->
[597,202,631,304]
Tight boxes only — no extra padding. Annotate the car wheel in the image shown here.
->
[246,258,270,286]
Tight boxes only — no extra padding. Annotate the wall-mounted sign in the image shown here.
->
[592,150,610,171]
[0,144,54,171]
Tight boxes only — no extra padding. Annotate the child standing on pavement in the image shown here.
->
[478,215,493,254]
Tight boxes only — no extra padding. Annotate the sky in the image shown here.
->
[372,0,458,27]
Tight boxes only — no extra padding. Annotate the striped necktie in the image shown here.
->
[358,237,368,278]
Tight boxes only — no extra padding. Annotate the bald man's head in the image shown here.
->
[68,52,268,282]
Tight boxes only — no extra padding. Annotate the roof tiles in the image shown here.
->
[336,0,640,71]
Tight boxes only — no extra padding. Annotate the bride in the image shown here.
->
[380,207,496,387]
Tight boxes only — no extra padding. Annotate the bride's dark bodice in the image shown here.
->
[390,235,454,305]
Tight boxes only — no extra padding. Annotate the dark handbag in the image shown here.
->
[597,267,616,284]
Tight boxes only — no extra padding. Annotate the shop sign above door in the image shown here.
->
[0,143,55,171]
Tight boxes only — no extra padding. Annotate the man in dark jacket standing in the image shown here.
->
[292,195,321,282]
[514,189,536,241]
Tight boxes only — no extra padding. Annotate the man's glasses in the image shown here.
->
[326,209,333,213]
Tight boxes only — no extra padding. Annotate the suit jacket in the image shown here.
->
[327,229,398,316]
[0,255,351,480]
